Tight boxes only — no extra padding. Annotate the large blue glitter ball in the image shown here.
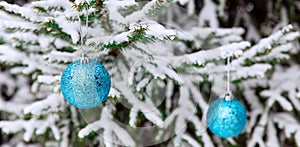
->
[206,98,247,138]
[60,60,111,109]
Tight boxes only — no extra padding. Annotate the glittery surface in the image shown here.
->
[60,60,111,109]
[206,98,247,138]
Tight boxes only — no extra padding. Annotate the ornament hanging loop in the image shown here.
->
[80,52,89,64]
[225,56,233,101]
[224,93,232,101]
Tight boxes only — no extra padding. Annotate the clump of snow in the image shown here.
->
[104,0,137,11]
[233,64,272,80]
[32,0,73,10]
[23,94,64,115]
[143,21,176,40]
[0,1,42,22]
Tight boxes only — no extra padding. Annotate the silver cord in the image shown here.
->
[225,56,232,101]
[79,9,89,63]
[226,56,230,94]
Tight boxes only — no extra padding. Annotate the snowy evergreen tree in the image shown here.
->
[0,0,299,146]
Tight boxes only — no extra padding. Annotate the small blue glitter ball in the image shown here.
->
[206,98,247,138]
[60,59,111,109]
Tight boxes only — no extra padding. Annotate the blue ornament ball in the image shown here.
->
[60,59,111,109]
[206,98,247,138]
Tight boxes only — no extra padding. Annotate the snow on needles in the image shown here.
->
[0,2,42,22]
[108,21,176,44]
[78,106,136,146]
[23,94,64,115]
[32,0,73,10]
[104,0,137,11]
[0,114,60,141]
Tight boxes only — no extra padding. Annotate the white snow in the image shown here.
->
[233,64,272,80]
[198,0,219,28]
[37,75,59,84]
[190,27,245,39]
[261,90,293,111]
[144,21,176,40]
[232,24,299,66]
[182,134,201,147]
[53,16,79,44]
[108,87,121,98]
[107,21,176,44]
[183,41,249,65]
[104,0,137,11]
[129,110,138,127]
[124,0,158,23]
[0,2,42,22]
[266,120,280,147]
[44,50,75,63]
[255,43,293,61]
[32,0,73,10]
[2,20,36,30]
[0,45,26,63]
[0,114,60,142]
[136,77,150,91]
[23,94,64,115]
[74,0,92,5]
[110,31,131,44]
[115,81,164,126]
[78,106,136,146]
[273,113,300,138]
